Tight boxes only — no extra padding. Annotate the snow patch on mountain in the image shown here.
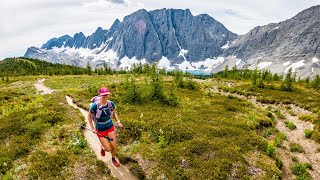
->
[178,60,195,70]
[191,57,225,70]
[283,61,291,66]
[285,60,305,73]
[236,59,242,66]
[257,61,272,69]
[178,48,188,61]
[312,57,319,63]
[158,57,174,70]
[221,41,230,49]
[119,56,147,70]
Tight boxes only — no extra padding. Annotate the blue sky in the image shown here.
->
[0,0,319,59]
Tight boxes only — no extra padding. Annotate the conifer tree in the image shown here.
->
[86,62,92,75]
[251,68,258,85]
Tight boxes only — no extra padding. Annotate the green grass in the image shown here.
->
[213,79,320,143]
[274,132,287,147]
[291,162,312,180]
[274,109,285,119]
[0,78,113,179]
[5,74,320,179]
[290,143,304,153]
[304,129,313,138]
[285,121,297,130]
[43,74,282,179]
[299,114,317,123]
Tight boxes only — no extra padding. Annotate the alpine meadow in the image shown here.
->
[1,3,320,180]
[0,57,320,179]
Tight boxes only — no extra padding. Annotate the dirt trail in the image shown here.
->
[66,96,136,180]
[34,78,54,94]
[195,79,320,179]
[34,78,136,180]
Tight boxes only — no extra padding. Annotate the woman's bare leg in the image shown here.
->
[107,131,117,157]
[98,136,111,152]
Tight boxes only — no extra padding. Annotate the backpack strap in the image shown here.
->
[107,100,114,116]
[95,102,102,119]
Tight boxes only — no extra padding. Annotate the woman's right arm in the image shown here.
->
[88,112,97,133]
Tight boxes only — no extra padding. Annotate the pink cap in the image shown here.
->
[99,87,111,95]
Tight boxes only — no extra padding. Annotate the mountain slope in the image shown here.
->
[24,6,320,78]
[24,8,237,70]
[223,5,320,78]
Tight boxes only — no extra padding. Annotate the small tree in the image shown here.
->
[86,62,92,75]
[223,65,229,78]
[123,78,141,104]
[281,68,294,91]
[174,70,184,88]
[257,78,265,88]
[150,65,165,101]
[251,68,258,85]
[311,75,320,89]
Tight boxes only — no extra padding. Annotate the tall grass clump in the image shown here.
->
[274,132,287,147]
[28,150,70,179]
[298,114,317,123]
[274,109,285,119]
[266,141,276,158]
[290,143,304,153]
[285,121,297,130]
[304,129,313,138]
[291,163,312,180]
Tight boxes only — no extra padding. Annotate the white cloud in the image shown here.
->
[1,0,320,59]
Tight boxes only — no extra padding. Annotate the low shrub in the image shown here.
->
[288,110,296,116]
[129,163,146,179]
[290,143,304,153]
[292,156,299,162]
[298,114,317,123]
[0,156,13,175]
[66,131,87,154]
[274,109,285,119]
[304,129,313,138]
[274,132,287,147]
[291,163,312,180]
[266,141,276,158]
[285,121,297,130]
[275,156,283,170]
[256,96,276,104]
[262,129,272,138]
[28,150,70,179]
[95,159,111,175]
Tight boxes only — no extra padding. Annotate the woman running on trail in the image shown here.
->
[88,87,123,167]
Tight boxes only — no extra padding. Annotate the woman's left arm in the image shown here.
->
[113,111,123,127]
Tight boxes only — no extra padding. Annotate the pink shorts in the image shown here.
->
[97,126,114,138]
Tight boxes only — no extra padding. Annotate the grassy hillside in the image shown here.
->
[0,57,87,76]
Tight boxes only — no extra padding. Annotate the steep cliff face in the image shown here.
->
[24,6,320,78]
[223,5,320,78]
[24,8,237,67]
